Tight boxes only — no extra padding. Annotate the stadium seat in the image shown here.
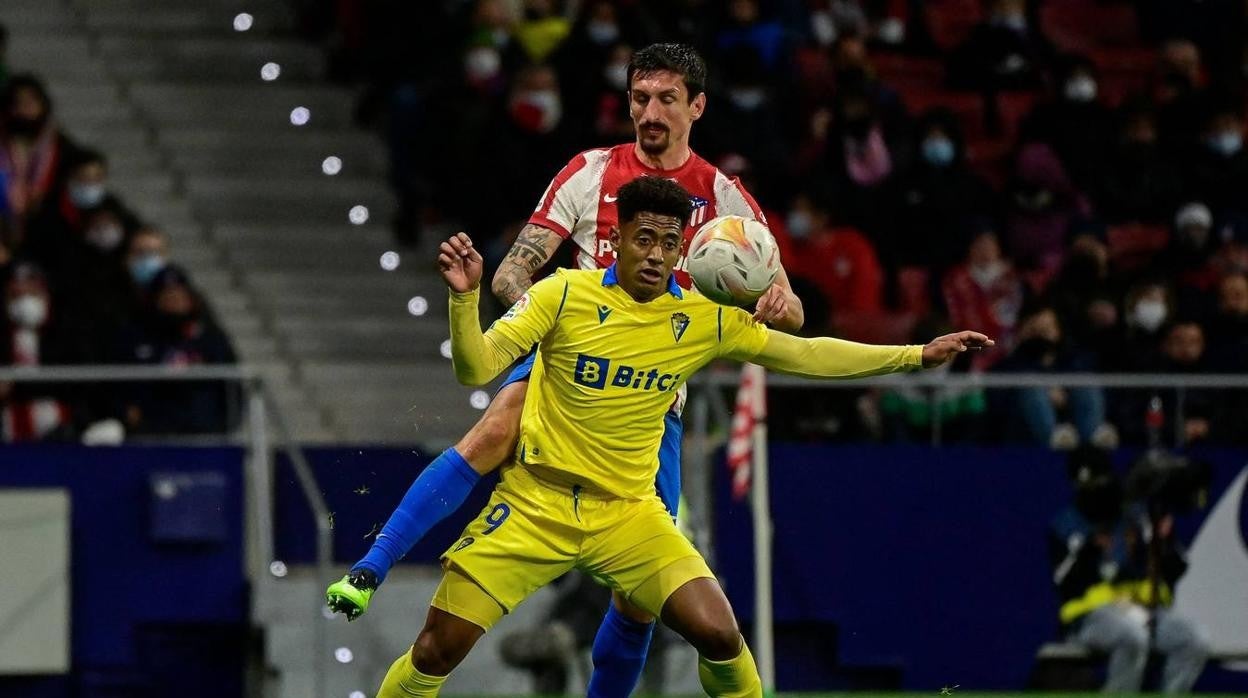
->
[1107,223,1169,272]
[922,0,983,52]
[1040,0,1140,50]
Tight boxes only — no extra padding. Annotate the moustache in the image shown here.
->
[640,122,669,132]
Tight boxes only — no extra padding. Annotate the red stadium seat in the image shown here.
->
[1107,223,1169,272]
[873,54,945,92]
[1040,0,1140,50]
[833,310,918,344]
[923,0,984,51]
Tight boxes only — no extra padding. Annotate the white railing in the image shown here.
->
[0,365,332,698]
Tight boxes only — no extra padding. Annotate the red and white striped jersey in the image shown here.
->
[528,143,766,286]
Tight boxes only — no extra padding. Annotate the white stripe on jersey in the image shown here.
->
[712,169,766,225]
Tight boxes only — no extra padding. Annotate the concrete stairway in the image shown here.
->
[3,0,490,445]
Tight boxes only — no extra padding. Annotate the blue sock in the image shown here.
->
[353,447,479,584]
[587,602,655,698]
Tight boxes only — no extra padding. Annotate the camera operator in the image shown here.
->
[1048,448,1208,693]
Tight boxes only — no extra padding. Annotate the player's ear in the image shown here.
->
[608,226,620,249]
[690,92,707,121]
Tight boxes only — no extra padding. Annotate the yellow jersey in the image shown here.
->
[449,265,924,499]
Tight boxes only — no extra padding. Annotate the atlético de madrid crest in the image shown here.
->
[670,312,690,342]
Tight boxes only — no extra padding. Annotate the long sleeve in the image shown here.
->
[448,272,567,385]
[732,329,924,379]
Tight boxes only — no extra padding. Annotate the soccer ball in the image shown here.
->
[686,215,780,306]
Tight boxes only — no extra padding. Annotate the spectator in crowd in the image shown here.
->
[1019,53,1116,192]
[1003,142,1092,283]
[514,0,572,64]
[992,301,1112,448]
[0,262,87,441]
[1115,280,1175,371]
[889,107,996,275]
[1154,38,1209,154]
[947,0,1053,92]
[1180,99,1248,212]
[1154,202,1221,314]
[1,74,79,240]
[1094,100,1182,224]
[113,266,237,435]
[1206,271,1248,370]
[942,222,1025,370]
[715,0,789,72]
[25,148,138,279]
[1049,449,1207,693]
[781,179,885,318]
[124,225,171,292]
[1049,232,1120,368]
[54,207,137,361]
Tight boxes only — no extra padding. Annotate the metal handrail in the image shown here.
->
[0,365,257,381]
[694,370,1248,390]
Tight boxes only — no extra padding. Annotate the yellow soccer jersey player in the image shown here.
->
[373,176,992,698]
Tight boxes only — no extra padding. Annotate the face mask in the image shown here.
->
[969,260,1007,288]
[586,20,619,45]
[513,89,562,133]
[1207,130,1243,157]
[604,62,628,91]
[786,210,814,239]
[69,182,107,209]
[464,46,501,84]
[86,223,124,251]
[993,13,1027,32]
[728,87,766,111]
[8,294,48,327]
[1064,76,1097,103]
[129,254,167,286]
[810,11,837,46]
[1131,300,1167,332]
[921,136,955,167]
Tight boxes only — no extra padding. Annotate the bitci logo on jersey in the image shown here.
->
[574,353,681,393]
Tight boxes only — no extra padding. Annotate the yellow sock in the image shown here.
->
[376,650,448,698]
[697,641,763,698]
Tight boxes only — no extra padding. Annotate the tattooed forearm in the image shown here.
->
[491,224,563,305]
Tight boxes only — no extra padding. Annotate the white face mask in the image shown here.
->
[604,62,628,91]
[86,223,124,251]
[1131,300,1167,332]
[969,260,1007,288]
[8,294,48,327]
[586,20,619,45]
[69,182,107,209]
[810,11,837,46]
[728,87,766,111]
[786,210,814,239]
[464,46,501,83]
[516,89,563,133]
[1064,75,1097,103]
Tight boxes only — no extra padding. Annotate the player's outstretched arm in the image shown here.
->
[441,232,561,385]
[729,327,993,378]
[491,223,564,306]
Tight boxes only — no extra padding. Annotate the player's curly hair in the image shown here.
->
[617,176,692,225]
[627,43,707,100]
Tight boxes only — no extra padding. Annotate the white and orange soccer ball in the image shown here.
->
[686,215,780,306]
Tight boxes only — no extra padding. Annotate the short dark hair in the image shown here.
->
[66,147,107,172]
[627,43,707,101]
[617,176,691,225]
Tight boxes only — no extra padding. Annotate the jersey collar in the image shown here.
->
[602,263,683,299]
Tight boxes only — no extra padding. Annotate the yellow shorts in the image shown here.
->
[435,464,712,629]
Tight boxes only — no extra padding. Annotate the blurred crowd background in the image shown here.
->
[0,28,237,442]
[4,0,1248,447]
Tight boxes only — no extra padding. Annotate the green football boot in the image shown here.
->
[325,569,378,621]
